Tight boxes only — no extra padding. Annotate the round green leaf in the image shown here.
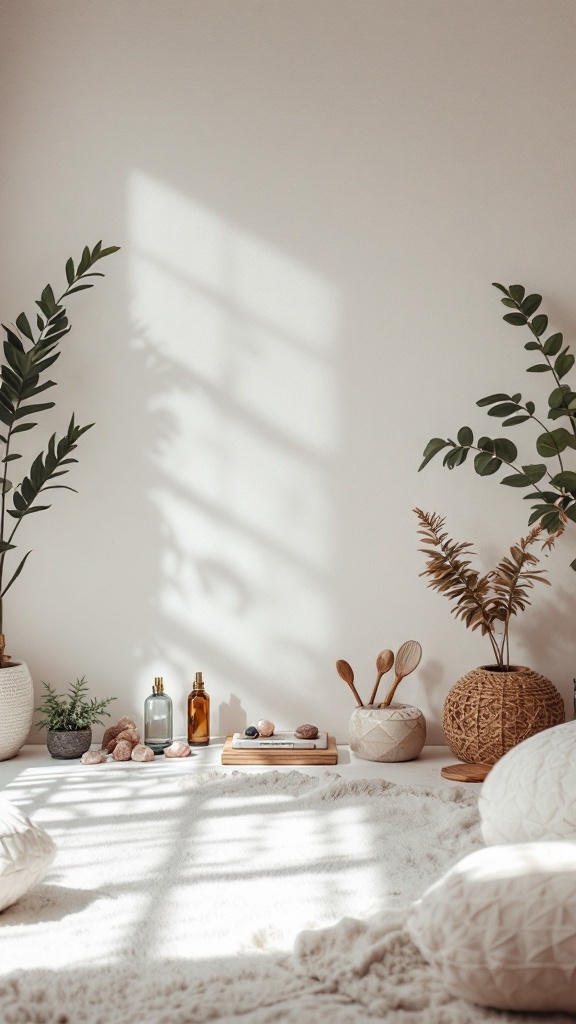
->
[493,437,517,462]
[457,426,473,447]
[531,314,548,337]
[503,312,527,326]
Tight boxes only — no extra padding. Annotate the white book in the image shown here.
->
[231,730,328,750]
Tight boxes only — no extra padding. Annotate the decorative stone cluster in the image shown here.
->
[80,719,192,765]
[80,717,155,765]
[243,721,319,739]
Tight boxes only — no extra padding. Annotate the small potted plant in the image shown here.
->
[35,677,116,759]
[414,508,564,763]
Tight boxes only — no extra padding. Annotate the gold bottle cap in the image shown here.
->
[153,676,164,694]
[194,671,203,688]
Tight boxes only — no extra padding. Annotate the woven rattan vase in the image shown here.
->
[0,661,34,761]
[443,665,565,764]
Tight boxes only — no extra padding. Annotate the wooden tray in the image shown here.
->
[440,762,492,783]
[222,734,338,765]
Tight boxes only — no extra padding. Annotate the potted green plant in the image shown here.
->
[0,242,119,761]
[414,508,564,763]
[35,677,116,759]
[419,282,576,570]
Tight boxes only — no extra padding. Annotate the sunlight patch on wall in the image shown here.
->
[129,173,339,702]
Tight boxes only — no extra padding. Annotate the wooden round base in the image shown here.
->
[441,762,492,783]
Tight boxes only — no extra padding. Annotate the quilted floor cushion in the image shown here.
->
[0,797,56,912]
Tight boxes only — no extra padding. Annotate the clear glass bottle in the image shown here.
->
[144,676,173,754]
[187,671,210,746]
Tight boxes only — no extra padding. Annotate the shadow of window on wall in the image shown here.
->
[128,172,340,727]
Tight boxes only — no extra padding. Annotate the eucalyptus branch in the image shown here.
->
[419,280,576,571]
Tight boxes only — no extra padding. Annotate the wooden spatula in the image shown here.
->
[336,659,363,707]
[380,640,422,707]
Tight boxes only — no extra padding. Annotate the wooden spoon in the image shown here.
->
[367,649,394,706]
[380,641,422,707]
[336,659,363,707]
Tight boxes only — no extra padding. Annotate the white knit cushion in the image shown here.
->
[407,841,576,1013]
[479,720,576,845]
[0,798,56,912]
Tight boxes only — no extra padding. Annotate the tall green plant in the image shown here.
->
[419,283,576,569]
[0,242,119,662]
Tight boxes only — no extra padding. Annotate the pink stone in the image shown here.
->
[256,719,275,737]
[101,717,137,750]
[164,741,191,758]
[81,749,107,765]
[131,744,155,762]
[112,739,132,761]
[295,724,319,739]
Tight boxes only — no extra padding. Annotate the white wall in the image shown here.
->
[1,0,575,745]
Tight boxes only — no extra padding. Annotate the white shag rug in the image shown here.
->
[0,767,566,1023]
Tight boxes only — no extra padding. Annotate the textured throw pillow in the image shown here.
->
[479,720,576,845]
[0,797,56,912]
[407,841,576,1014]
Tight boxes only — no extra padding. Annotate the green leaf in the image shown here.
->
[66,284,93,295]
[503,312,528,326]
[457,426,473,446]
[536,428,572,458]
[525,401,535,415]
[12,422,37,434]
[40,285,56,314]
[502,415,530,427]
[541,510,562,532]
[550,471,576,493]
[443,446,468,469]
[493,437,517,462]
[565,505,576,524]
[14,402,55,420]
[487,402,521,416]
[15,313,34,341]
[522,464,547,480]
[474,452,502,476]
[531,314,548,337]
[97,245,121,258]
[524,341,541,351]
[555,352,575,379]
[548,385,571,409]
[521,294,542,317]
[0,550,32,597]
[476,393,510,407]
[527,364,552,372]
[501,473,534,487]
[418,437,449,471]
[65,257,75,285]
[2,454,21,463]
[478,436,495,453]
[0,541,15,552]
[543,332,563,356]
[492,282,508,295]
[508,285,525,303]
[570,558,576,570]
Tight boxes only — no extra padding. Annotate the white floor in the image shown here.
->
[0,740,482,797]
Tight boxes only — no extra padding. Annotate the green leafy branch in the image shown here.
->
[419,283,576,568]
[414,508,548,668]
[35,677,116,732]
[0,242,119,636]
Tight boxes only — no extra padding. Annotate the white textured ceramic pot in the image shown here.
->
[0,661,34,761]
[349,703,426,762]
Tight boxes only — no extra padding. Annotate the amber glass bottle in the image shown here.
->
[187,671,210,745]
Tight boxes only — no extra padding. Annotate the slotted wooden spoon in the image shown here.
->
[380,640,422,707]
[336,659,363,707]
[367,649,394,706]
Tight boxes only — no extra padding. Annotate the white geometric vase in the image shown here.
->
[0,661,34,761]
[349,702,426,762]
